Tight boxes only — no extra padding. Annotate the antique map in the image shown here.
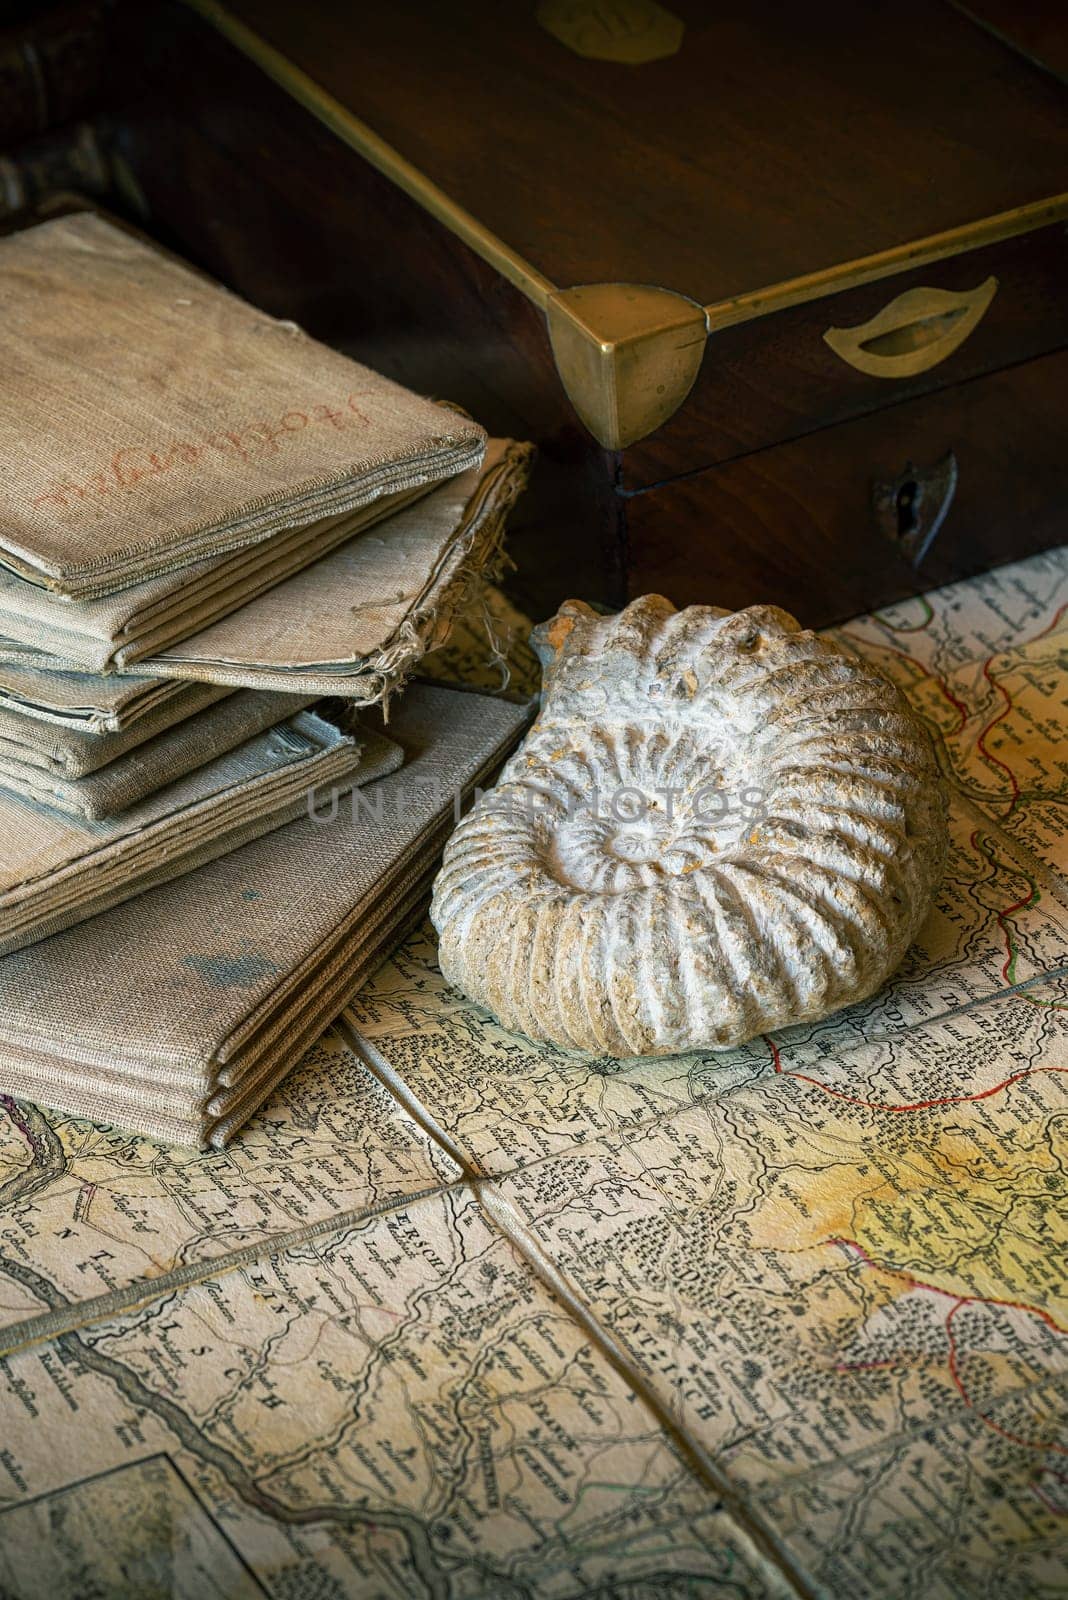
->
[1,553,1067,1597]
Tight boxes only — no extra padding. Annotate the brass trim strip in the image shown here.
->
[182,0,556,309]
[546,283,707,449]
[703,196,1068,333]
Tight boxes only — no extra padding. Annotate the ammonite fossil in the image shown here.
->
[430,596,947,1056]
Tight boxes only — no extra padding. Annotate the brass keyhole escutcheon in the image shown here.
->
[872,452,959,566]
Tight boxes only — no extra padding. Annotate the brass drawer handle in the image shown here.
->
[824,276,998,378]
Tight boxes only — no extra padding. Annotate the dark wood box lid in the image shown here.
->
[188,0,1068,447]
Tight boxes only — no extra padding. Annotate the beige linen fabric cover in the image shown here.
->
[143,440,534,695]
[0,709,392,956]
[0,688,317,818]
[1,214,484,596]
[0,439,528,682]
[0,655,214,733]
[0,485,428,672]
[0,685,528,1146]
[0,683,229,777]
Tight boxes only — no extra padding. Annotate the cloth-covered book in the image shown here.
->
[143,439,534,694]
[0,687,316,819]
[0,483,430,672]
[0,708,394,956]
[0,439,533,694]
[1,213,484,597]
[0,684,528,1145]
[0,681,230,777]
[0,654,215,733]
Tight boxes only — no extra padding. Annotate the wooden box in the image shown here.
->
[107,0,1068,625]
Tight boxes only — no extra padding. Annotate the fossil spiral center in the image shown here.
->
[543,796,747,894]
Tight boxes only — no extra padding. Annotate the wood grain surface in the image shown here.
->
[625,350,1068,624]
[216,0,1068,300]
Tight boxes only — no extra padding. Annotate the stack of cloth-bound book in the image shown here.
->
[0,211,533,1146]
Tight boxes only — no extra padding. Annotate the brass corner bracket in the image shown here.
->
[546,283,708,450]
